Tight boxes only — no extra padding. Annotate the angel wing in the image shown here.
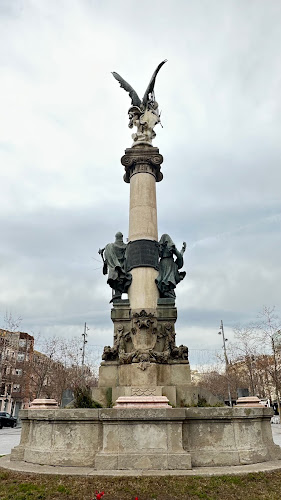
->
[112,72,142,107]
[142,60,167,108]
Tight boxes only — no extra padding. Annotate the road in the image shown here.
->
[0,426,21,455]
[272,423,281,447]
[0,424,281,457]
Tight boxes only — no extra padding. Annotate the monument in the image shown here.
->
[6,62,281,472]
[93,60,195,408]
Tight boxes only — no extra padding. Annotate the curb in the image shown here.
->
[1,455,281,477]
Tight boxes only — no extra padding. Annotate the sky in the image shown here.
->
[0,0,280,368]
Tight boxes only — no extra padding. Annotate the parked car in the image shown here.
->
[0,412,17,428]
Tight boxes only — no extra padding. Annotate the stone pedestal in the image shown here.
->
[183,407,281,467]
[95,296,195,407]
[236,396,265,407]
[29,399,58,409]
[10,407,281,469]
[94,362,193,407]
[95,408,191,470]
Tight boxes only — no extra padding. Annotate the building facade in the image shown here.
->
[0,329,34,417]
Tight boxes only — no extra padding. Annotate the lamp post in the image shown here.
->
[271,332,281,419]
[80,322,89,373]
[218,320,232,407]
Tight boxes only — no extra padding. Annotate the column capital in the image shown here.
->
[121,146,163,183]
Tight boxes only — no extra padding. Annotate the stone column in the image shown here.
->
[121,145,163,311]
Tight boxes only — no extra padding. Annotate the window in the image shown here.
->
[19,339,26,348]
[13,384,20,392]
[17,353,24,362]
[15,369,22,376]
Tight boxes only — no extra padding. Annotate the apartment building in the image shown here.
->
[0,329,34,417]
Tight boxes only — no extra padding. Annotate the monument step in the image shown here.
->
[114,395,170,408]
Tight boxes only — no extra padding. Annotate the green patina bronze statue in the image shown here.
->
[99,232,132,302]
[155,234,186,299]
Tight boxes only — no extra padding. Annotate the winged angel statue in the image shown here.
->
[112,60,167,146]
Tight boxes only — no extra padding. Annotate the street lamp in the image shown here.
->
[218,320,232,407]
[80,322,89,373]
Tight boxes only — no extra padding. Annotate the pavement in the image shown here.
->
[271,422,281,447]
[1,454,281,477]
[0,424,281,477]
[0,426,21,455]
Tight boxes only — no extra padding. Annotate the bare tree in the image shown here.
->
[22,335,98,404]
[229,325,261,395]
[256,306,281,416]
[199,308,281,406]
[224,307,281,409]
[197,360,253,402]
[3,311,23,333]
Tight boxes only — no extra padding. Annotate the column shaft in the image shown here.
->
[121,147,163,311]
[129,172,158,242]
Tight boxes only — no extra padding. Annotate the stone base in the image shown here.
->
[11,409,101,466]
[98,360,191,388]
[95,408,191,470]
[95,452,191,470]
[11,407,281,470]
[183,407,281,467]
[95,361,196,407]
[93,382,204,408]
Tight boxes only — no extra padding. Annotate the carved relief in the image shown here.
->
[102,323,131,362]
[103,307,189,364]
[131,388,157,396]
[136,361,151,371]
[133,310,156,330]
[102,345,118,361]
[131,310,157,351]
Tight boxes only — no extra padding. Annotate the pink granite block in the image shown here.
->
[114,396,170,408]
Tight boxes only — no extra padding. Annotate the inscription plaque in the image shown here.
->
[126,239,159,271]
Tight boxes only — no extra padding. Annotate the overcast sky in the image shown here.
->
[0,0,280,368]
